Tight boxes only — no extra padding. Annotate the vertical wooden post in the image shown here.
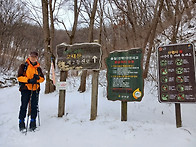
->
[175,103,182,128]
[121,101,127,121]
[90,70,99,121]
[58,71,67,117]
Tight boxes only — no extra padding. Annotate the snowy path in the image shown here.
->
[0,82,196,147]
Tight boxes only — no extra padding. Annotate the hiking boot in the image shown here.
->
[19,120,25,131]
[30,119,36,131]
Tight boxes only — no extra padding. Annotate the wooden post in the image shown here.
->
[90,70,99,121]
[175,103,182,128]
[121,101,127,121]
[58,71,67,117]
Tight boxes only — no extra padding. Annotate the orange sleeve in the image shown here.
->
[37,76,44,83]
[17,64,29,83]
[17,76,28,83]
[37,67,45,83]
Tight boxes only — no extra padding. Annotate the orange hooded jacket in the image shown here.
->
[17,58,45,91]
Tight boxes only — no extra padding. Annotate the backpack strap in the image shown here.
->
[24,62,29,74]
[18,62,29,91]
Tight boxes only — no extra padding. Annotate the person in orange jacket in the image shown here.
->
[17,51,44,131]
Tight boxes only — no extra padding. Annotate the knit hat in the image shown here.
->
[30,51,38,57]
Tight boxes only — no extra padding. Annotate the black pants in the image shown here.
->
[19,90,39,120]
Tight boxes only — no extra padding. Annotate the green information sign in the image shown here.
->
[105,48,144,102]
[158,43,196,103]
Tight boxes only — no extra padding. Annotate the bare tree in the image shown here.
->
[41,0,51,94]
[112,0,139,47]
[78,0,99,93]
[111,0,165,79]
[97,0,108,44]
[143,0,196,80]
[160,0,195,43]
[143,0,164,79]
[42,0,65,93]
[0,0,27,71]
[57,0,82,45]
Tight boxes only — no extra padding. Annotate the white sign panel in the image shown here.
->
[56,82,67,90]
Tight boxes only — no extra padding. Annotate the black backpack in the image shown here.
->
[19,62,41,90]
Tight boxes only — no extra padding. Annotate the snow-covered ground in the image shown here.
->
[0,75,196,147]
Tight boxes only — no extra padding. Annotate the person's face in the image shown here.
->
[29,55,38,63]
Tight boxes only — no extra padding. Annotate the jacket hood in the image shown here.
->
[26,58,40,68]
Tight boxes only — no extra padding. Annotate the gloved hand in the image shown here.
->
[33,74,40,80]
[28,78,37,84]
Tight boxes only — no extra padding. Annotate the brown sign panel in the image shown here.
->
[56,43,102,71]
[158,43,196,103]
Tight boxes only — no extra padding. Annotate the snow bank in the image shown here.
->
[0,77,196,147]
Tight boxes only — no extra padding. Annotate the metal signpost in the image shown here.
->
[56,43,102,120]
[105,48,144,121]
[157,43,196,127]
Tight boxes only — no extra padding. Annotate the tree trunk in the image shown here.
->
[70,0,80,45]
[49,0,56,92]
[78,70,87,93]
[182,0,192,19]
[78,0,98,93]
[98,0,103,45]
[143,0,164,79]
[41,0,51,94]
[126,0,137,47]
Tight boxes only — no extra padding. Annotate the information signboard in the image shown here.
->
[105,48,144,102]
[158,43,196,103]
[57,43,101,71]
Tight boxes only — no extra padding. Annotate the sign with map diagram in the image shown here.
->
[57,43,102,71]
[105,48,144,102]
[158,43,196,103]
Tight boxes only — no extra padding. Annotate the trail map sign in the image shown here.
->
[158,43,196,103]
[105,48,144,102]
[57,43,101,71]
